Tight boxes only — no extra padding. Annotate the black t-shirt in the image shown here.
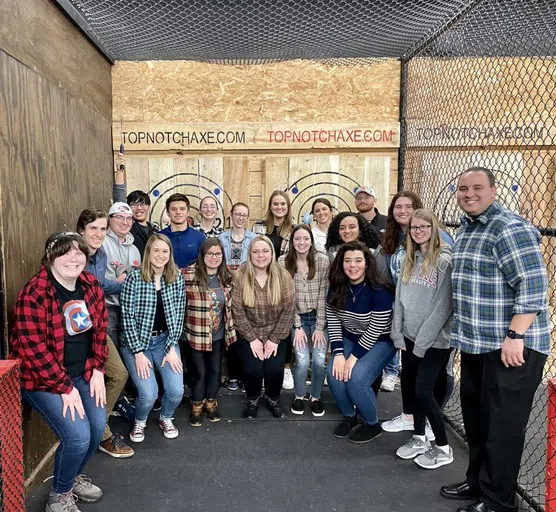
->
[267,226,283,260]
[152,289,168,333]
[54,280,93,377]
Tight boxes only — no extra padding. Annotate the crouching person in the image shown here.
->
[10,232,108,512]
[120,234,186,442]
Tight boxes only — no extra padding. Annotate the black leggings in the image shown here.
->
[189,339,224,402]
[402,338,452,446]
[236,337,288,400]
[226,341,243,382]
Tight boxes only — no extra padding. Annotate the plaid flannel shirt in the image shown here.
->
[9,267,108,394]
[252,222,290,256]
[120,269,185,354]
[278,252,329,330]
[451,201,551,355]
[182,266,237,351]
[231,265,296,343]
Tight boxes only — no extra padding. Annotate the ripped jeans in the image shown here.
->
[292,311,328,399]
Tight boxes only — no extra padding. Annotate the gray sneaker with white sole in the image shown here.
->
[396,436,430,459]
[414,445,454,469]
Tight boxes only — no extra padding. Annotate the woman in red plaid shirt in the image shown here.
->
[10,232,108,512]
[182,238,236,426]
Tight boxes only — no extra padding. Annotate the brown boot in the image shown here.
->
[189,400,204,427]
[204,399,221,422]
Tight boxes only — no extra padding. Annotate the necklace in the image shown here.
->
[348,282,367,303]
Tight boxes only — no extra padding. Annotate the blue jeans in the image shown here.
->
[292,311,328,399]
[383,349,400,377]
[22,374,106,494]
[327,338,396,425]
[121,333,184,421]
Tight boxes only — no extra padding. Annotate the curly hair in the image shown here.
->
[327,241,394,310]
[325,212,381,251]
[382,191,424,255]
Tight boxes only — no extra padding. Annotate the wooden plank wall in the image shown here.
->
[0,0,113,486]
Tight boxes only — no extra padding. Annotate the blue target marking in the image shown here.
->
[353,187,359,194]
[448,184,456,193]
[153,189,160,197]
[511,185,519,192]
[292,187,299,194]
[214,188,221,195]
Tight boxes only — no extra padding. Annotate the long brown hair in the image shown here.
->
[263,190,293,238]
[194,238,232,290]
[141,234,179,284]
[327,241,393,310]
[284,224,316,280]
[382,191,424,255]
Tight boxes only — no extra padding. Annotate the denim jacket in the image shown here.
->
[218,230,256,268]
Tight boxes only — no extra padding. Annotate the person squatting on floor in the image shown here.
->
[120,234,186,442]
[390,209,454,469]
[182,238,237,426]
[10,232,108,512]
[326,241,396,444]
[278,224,330,417]
[231,235,296,419]
[440,167,550,512]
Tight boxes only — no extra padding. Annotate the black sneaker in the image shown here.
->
[227,379,239,391]
[239,381,245,393]
[265,396,287,419]
[310,399,325,417]
[114,397,135,424]
[291,398,305,415]
[152,397,162,412]
[348,422,382,444]
[333,415,359,438]
[243,398,259,419]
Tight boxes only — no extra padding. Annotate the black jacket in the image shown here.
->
[130,221,158,257]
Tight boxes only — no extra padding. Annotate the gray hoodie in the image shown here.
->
[391,247,452,357]
[102,230,141,307]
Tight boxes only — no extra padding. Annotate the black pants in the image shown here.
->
[189,339,224,402]
[461,348,545,512]
[403,339,451,446]
[401,340,453,415]
[226,342,243,382]
[236,337,288,400]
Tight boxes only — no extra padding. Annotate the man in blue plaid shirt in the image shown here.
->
[440,168,550,512]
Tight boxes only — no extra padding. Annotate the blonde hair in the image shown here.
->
[402,209,444,284]
[263,191,293,238]
[141,234,179,284]
[241,235,284,307]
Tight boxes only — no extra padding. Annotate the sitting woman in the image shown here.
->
[325,211,388,280]
[326,241,396,444]
[10,232,108,511]
[391,209,454,469]
[183,238,236,426]
[120,234,185,442]
[193,195,224,238]
[232,235,295,419]
[278,225,330,416]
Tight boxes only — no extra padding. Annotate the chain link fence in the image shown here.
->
[400,1,556,510]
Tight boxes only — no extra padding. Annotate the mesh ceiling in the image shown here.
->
[60,0,477,62]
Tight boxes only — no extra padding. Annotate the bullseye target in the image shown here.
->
[148,173,233,231]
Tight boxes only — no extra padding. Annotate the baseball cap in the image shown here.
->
[354,186,377,198]
[108,202,133,216]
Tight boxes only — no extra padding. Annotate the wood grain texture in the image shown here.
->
[0,0,112,118]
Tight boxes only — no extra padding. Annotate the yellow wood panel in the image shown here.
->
[124,156,149,195]
[262,157,290,213]
[223,157,250,228]
[364,156,391,212]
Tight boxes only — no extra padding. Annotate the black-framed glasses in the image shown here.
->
[409,224,432,233]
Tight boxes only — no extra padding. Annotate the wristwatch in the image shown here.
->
[506,329,525,339]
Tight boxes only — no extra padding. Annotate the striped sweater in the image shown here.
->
[326,282,393,359]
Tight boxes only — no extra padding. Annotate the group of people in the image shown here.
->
[9,162,550,512]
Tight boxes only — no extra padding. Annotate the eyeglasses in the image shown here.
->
[129,203,148,209]
[201,205,217,210]
[409,225,432,233]
[205,252,223,258]
[233,213,248,219]
[112,215,133,223]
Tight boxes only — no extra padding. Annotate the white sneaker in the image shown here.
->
[396,436,431,460]
[381,413,414,432]
[414,445,454,469]
[129,420,146,443]
[380,373,397,392]
[282,368,294,390]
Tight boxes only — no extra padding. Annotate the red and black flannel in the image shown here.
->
[9,266,108,394]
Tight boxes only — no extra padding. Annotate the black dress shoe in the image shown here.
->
[457,501,495,512]
[440,481,481,500]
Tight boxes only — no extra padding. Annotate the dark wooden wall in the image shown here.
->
[0,0,113,488]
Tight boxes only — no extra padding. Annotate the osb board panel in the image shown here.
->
[112,59,400,123]
[126,153,396,228]
[0,50,113,477]
[406,57,556,148]
[0,0,112,119]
